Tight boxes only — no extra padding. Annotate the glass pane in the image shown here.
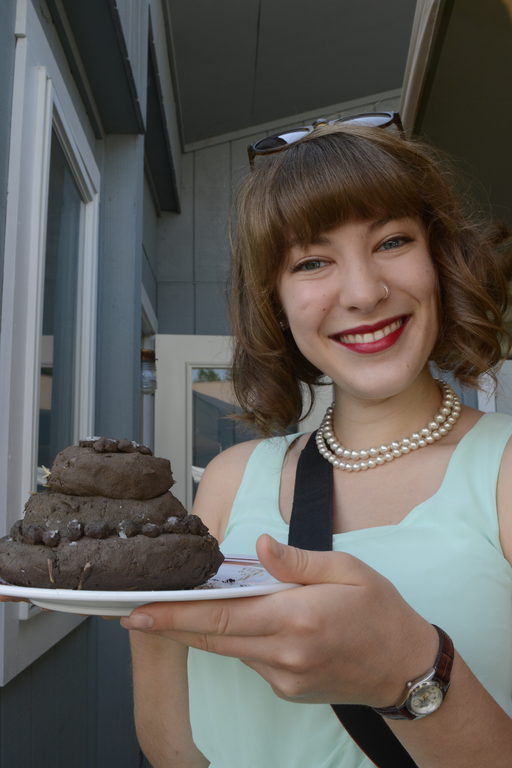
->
[38,131,82,481]
[191,367,258,496]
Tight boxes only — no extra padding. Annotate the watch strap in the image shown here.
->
[373,624,454,720]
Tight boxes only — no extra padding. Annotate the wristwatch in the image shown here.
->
[373,624,454,720]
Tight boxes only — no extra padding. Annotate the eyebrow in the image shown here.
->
[368,216,393,232]
[301,217,396,248]
[309,234,331,246]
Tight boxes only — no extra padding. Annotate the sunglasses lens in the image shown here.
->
[253,129,310,152]
[343,113,392,127]
[249,112,402,165]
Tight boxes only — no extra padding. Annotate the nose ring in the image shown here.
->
[382,283,390,300]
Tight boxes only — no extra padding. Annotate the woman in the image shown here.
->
[122,117,512,767]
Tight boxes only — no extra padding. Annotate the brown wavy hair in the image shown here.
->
[230,124,511,434]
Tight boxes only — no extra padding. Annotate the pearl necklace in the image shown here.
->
[315,380,462,472]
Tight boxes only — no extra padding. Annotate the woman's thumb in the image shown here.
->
[256,533,363,586]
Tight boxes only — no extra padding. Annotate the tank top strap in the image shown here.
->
[231,434,299,506]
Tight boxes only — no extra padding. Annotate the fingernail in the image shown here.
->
[121,613,154,630]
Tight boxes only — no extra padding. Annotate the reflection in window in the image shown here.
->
[38,131,82,478]
[192,367,258,497]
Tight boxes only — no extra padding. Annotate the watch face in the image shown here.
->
[408,681,444,716]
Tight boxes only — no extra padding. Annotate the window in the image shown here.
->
[154,335,332,509]
[191,365,259,498]
[38,131,83,477]
[0,0,99,682]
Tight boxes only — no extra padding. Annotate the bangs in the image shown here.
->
[256,127,426,251]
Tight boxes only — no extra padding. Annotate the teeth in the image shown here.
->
[340,319,402,344]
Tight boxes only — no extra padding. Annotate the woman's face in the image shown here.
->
[277,217,439,402]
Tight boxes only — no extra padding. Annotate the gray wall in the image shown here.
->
[157,141,240,334]
[143,175,159,313]
[0,4,147,766]
[0,619,141,768]
[95,135,145,441]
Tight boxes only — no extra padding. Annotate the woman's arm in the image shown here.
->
[387,433,512,765]
[129,631,208,768]
[123,536,512,768]
[128,439,260,767]
[497,435,512,564]
[389,652,512,768]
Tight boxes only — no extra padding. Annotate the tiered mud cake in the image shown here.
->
[0,437,223,590]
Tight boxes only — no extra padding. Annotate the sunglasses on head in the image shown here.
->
[247,111,404,168]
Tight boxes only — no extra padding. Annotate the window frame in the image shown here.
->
[0,1,99,684]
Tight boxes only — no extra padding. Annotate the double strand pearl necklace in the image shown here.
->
[315,379,462,472]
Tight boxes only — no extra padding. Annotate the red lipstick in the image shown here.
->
[331,315,409,354]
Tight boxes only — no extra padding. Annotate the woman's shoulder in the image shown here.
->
[450,407,512,447]
[193,433,307,540]
[206,431,306,472]
[192,438,266,540]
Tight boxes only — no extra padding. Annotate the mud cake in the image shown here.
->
[0,438,223,590]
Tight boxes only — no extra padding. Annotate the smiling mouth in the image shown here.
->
[330,315,409,353]
[338,317,405,344]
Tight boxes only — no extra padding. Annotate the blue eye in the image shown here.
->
[292,259,326,272]
[379,236,411,251]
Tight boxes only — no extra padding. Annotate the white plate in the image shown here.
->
[0,561,298,616]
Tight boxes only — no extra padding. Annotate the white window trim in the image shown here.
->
[0,1,99,684]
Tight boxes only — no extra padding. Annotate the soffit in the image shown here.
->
[165,0,416,145]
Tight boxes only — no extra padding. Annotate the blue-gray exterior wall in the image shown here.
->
[0,3,150,765]
[95,134,145,441]
[143,175,158,313]
[0,619,142,768]
[157,134,256,334]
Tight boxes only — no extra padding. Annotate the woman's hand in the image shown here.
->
[120,534,437,709]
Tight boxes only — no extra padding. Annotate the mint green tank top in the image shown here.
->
[188,412,512,768]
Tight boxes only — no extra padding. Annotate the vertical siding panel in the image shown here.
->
[230,133,260,200]
[29,642,58,767]
[96,134,144,441]
[158,152,195,283]
[0,619,141,768]
[143,175,158,276]
[0,663,32,767]
[86,617,99,768]
[93,619,140,768]
[53,625,90,768]
[157,281,195,333]
[143,177,159,312]
[0,622,98,768]
[193,143,231,283]
[195,282,230,335]
[27,625,90,767]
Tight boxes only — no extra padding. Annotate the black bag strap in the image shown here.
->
[287,431,418,768]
